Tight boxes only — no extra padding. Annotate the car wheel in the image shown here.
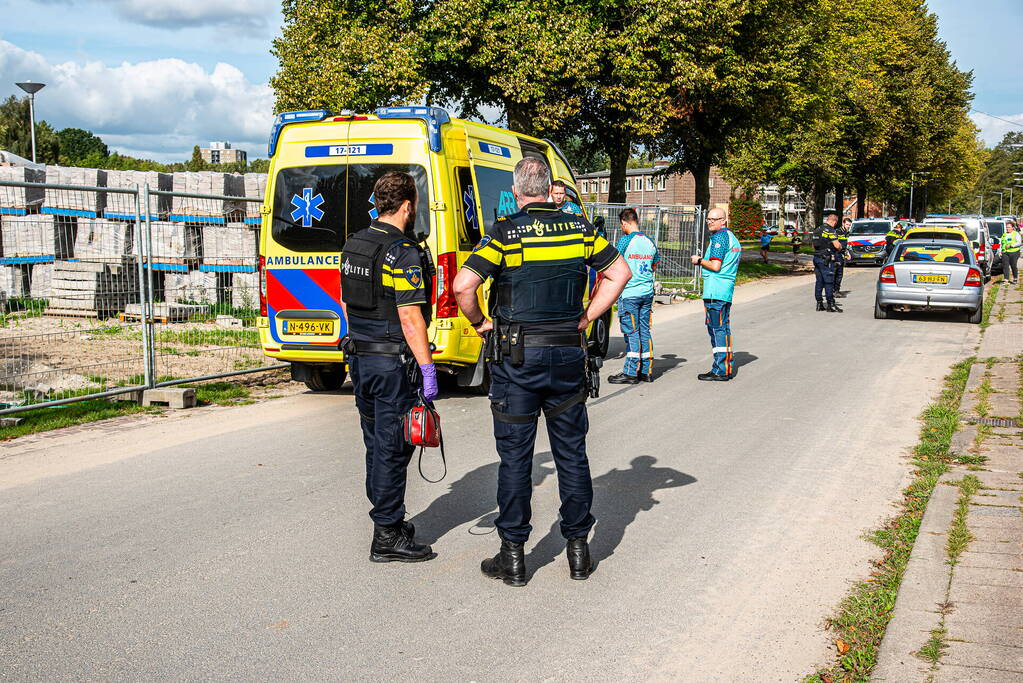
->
[304,366,347,391]
[874,298,888,320]
[967,304,983,325]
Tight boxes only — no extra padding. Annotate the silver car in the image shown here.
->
[875,239,984,323]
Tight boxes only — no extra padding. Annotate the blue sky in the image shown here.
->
[1,0,1020,162]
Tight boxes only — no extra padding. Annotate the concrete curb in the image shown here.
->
[872,472,959,681]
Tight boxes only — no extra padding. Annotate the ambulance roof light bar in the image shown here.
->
[268,109,331,157]
[374,106,451,153]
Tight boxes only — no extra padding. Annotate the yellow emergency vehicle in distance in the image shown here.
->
[256,106,610,391]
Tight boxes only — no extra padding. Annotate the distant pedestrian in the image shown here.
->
[759,222,774,263]
[609,208,660,384]
[551,180,583,215]
[791,228,803,264]
[691,207,741,381]
[1001,220,1021,284]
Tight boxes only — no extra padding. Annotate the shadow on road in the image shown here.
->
[589,354,687,408]
[730,351,758,377]
[525,455,696,578]
[410,451,555,545]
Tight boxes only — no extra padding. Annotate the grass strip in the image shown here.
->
[735,261,790,286]
[1,399,160,439]
[804,357,974,682]
[946,475,981,566]
[980,281,1000,329]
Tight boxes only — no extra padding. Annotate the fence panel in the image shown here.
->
[585,202,705,293]
[0,173,279,417]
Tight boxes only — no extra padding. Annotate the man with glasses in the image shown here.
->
[691,208,741,381]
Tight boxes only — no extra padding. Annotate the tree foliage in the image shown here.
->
[57,128,109,164]
[0,96,60,164]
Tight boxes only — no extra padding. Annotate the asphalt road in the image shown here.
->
[0,269,980,681]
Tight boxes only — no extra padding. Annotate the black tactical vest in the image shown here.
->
[493,209,588,324]
[341,227,432,324]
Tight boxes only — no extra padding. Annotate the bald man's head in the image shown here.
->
[707,208,727,232]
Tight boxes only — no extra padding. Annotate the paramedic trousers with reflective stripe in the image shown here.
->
[349,354,416,526]
[618,294,654,376]
[489,346,594,543]
[703,299,733,377]
[813,255,836,303]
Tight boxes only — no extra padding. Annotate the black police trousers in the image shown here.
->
[813,255,836,303]
[489,345,594,544]
[349,353,416,526]
[834,258,845,292]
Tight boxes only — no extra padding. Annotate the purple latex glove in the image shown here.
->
[419,362,438,402]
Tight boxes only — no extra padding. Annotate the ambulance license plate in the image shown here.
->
[912,274,949,285]
[283,320,333,335]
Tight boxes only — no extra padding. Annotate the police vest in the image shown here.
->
[341,227,432,324]
[1002,232,1021,253]
[493,211,588,324]
[812,226,837,257]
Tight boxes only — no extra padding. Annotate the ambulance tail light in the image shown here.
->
[965,268,983,287]
[258,254,268,316]
[879,265,897,283]
[435,251,459,318]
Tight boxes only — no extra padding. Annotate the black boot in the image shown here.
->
[566,537,593,580]
[481,539,526,587]
[816,301,825,311]
[607,372,639,385]
[370,522,435,563]
[826,300,842,313]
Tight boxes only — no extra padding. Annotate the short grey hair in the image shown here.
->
[513,157,551,198]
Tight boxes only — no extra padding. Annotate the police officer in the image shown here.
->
[833,216,851,296]
[884,222,902,258]
[339,170,438,563]
[813,210,843,312]
[452,157,631,586]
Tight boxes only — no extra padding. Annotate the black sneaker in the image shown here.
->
[697,372,730,382]
[607,373,639,385]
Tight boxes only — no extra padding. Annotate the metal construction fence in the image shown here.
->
[0,173,284,416]
[585,203,706,293]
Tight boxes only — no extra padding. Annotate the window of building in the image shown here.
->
[645,176,655,191]
[601,179,609,193]
[658,177,667,191]
[708,177,715,188]
[210,150,220,164]
[625,178,632,192]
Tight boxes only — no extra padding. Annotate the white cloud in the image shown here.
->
[32,0,278,29]
[1,39,274,161]
[971,112,1023,147]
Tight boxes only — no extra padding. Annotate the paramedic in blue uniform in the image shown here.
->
[452,157,631,586]
[608,207,660,384]
[339,170,438,564]
[692,207,742,381]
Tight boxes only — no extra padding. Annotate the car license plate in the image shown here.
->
[912,274,949,284]
[861,252,875,258]
[283,320,333,335]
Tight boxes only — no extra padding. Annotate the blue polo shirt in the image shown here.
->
[702,227,741,302]
[615,231,660,299]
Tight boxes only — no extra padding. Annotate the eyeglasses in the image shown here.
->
[708,217,726,222]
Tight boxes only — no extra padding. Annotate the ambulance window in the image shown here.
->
[455,167,482,249]
[473,166,518,224]
[271,164,430,253]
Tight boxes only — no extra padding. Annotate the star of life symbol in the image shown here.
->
[290,188,325,227]
[368,192,379,220]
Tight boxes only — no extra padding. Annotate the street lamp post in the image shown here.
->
[977,194,984,215]
[1004,187,1015,216]
[14,81,46,163]
[991,191,1004,216]
[909,171,930,220]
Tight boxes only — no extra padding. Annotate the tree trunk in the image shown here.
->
[505,100,534,136]
[856,182,867,219]
[811,181,827,229]
[917,186,928,221]
[693,159,712,212]
[606,134,631,204]
[778,186,788,229]
[834,183,845,216]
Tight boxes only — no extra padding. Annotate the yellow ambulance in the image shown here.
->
[257,106,608,391]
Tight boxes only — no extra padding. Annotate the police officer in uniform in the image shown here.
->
[339,171,438,563]
[452,157,631,586]
[884,223,902,258]
[813,210,843,312]
[833,216,851,296]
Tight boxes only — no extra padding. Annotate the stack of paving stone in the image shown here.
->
[104,170,172,217]
[73,218,134,260]
[0,166,45,211]
[171,172,244,219]
[0,265,26,298]
[230,272,260,310]
[201,222,257,265]
[243,173,267,219]
[44,166,106,216]
[29,263,53,298]
[164,271,219,304]
[46,260,138,316]
[0,214,76,258]
[148,221,201,263]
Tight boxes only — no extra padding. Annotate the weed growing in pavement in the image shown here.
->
[805,357,974,683]
[974,375,993,418]
[946,475,981,565]
[917,625,948,664]
[980,281,1000,329]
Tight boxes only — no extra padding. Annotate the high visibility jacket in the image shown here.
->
[1002,231,1022,254]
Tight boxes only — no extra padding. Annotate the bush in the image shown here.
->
[729,197,764,240]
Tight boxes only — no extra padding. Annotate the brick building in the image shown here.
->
[200,142,247,166]
[574,160,733,208]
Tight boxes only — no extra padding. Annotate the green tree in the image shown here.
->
[186,145,207,172]
[57,128,109,163]
[0,95,60,164]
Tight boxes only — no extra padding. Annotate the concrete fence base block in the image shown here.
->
[141,388,196,409]
[653,294,675,305]
[215,315,244,328]
[113,390,144,403]
[0,416,23,427]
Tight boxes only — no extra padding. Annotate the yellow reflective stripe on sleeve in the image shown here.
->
[393,279,423,292]
[474,245,503,266]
